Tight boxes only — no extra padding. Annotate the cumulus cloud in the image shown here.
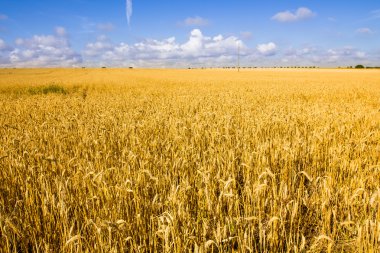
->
[0,29,82,67]
[324,47,366,63]
[257,42,277,56]
[356,28,374,34]
[272,7,316,22]
[1,28,377,68]
[0,14,8,20]
[280,47,308,65]
[83,29,244,67]
[182,16,209,27]
[83,36,115,57]
[283,46,317,59]
[275,45,373,67]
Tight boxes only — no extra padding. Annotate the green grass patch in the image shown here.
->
[27,84,68,95]
[0,84,89,99]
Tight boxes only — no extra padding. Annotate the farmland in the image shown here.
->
[0,68,380,252]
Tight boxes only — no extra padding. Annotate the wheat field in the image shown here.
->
[0,68,379,252]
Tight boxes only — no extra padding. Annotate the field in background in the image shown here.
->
[0,68,380,252]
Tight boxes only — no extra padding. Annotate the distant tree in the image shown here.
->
[355,65,365,69]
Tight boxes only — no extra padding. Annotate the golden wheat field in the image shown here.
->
[0,68,380,252]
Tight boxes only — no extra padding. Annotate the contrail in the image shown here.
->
[126,0,133,27]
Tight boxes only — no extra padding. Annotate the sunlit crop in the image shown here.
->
[1,68,379,252]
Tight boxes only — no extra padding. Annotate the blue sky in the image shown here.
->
[0,0,379,67]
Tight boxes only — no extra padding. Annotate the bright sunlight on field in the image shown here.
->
[1,68,380,252]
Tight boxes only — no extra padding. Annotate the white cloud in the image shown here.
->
[257,42,277,56]
[183,16,209,27]
[272,7,316,22]
[126,0,132,26]
[83,36,114,57]
[1,28,378,68]
[277,45,375,67]
[1,29,82,67]
[83,29,245,67]
[325,47,370,63]
[97,22,115,32]
[0,14,8,20]
[180,29,204,54]
[284,46,316,58]
[356,28,374,34]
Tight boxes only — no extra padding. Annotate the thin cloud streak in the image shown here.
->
[126,0,133,27]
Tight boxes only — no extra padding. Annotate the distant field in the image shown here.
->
[0,68,379,252]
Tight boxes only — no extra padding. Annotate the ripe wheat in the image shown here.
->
[0,68,379,252]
